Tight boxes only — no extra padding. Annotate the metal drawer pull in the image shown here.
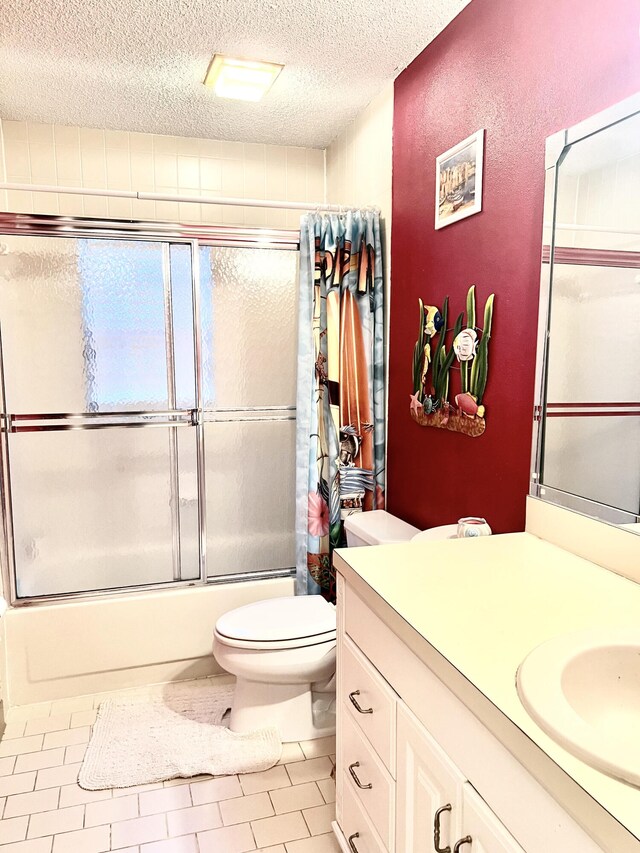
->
[348,832,362,853]
[454,836,472,852]
[348,690,373,714]
[434,803,452,853]
[348,761,373,789]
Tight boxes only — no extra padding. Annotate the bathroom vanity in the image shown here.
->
[331,521,640,853]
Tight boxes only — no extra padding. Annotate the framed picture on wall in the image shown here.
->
[435,129,484,229]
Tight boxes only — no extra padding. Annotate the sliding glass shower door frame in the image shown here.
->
[0,213,299,606]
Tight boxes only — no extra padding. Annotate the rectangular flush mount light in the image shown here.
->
[203,54,284,101]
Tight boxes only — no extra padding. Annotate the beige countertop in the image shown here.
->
[334,531,640,850]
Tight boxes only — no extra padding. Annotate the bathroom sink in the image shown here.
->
[516,628,640,786]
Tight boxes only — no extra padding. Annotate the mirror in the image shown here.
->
[532,94,640,532]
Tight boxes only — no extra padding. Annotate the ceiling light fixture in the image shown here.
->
[203,54,284,102]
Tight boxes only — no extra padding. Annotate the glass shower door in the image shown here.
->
[200,246,298,578]
[0,236,200,597]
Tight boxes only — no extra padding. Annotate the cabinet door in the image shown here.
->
[396,703,464,853]
[457,783,525,853]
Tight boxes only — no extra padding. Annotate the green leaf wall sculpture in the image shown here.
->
[409,286,495,438]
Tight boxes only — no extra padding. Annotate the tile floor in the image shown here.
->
[0,682,339,852]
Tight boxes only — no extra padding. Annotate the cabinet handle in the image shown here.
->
[454,836,472,852]
[347,832,362,852]
[434,803,452,853]
[348,690,373,714]
[348,761,373,789]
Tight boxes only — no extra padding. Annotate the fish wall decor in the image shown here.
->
[409,285,495,437]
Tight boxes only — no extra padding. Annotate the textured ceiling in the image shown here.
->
[0,0,469,148]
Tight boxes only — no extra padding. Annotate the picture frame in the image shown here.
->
[435,129,484,229]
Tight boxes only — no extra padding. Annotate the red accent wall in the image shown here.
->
[388,0,640,533]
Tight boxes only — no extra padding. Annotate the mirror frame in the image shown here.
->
[530,91,640,529]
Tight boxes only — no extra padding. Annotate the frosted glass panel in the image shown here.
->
[0,236,194,413]
[200,247,299,408]
[10,427,198,597]
[169,243,197,410]
[205,419,295,576]
[543,416,640,514]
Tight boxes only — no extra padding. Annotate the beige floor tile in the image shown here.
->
[277,744,305,765]
[316,778,335,805]
[111,814,168,848]
[0,755,17,776]
[287,832,340,853]
[0,837,54,852]
[24,716,71,738]
[0,735,45,759]
[240,765,291,796]
[15,750,65,775]
[302,803,334,836]
[0,794,5,815]
[69,710,97,729]
[197,822,256,853]
[139,785,191,816]
[85,792,138,826]
[252,811,309,848]
[27,805,84,839]
[285,758,333,787]
[49,697,94,716]
[58,784,111,808]
[112,848,139,852]
[0,814,29,844]
[328,756,335,766]
[4,786,60,818]
[256,847,286,853]
[3,722,27,740]
[51,824,110,853]
[63,745,86,766]
[298,738,336,761]
[163,776,210,788]
[167,802,222,836]
[269,782,323,816]
[35,763,80,791]
[220,791,274,826]
[285,833,340,852]
[190,775,242,806]
[113,783,164,798]
[140,835,198,852]
[0,771,36,798]
[42,727,89,751]
[5,703,52,724]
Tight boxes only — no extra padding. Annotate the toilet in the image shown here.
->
[213,595,337,742]
[213,510,464,742]
[343,508,459,545]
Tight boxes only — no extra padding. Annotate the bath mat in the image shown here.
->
[79,681,282,790]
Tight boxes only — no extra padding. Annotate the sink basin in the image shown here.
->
[516,628,640,787]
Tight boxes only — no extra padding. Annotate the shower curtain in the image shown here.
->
[295,209,386,601]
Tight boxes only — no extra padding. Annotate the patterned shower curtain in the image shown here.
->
[295,210,386,601]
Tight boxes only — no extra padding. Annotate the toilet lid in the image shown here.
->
[215,595,336,643]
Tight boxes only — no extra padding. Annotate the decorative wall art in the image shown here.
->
[410,285,495,437]
[435,129,484,229]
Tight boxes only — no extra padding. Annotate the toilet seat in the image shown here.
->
[214,595,336,651]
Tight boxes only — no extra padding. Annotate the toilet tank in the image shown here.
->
[344,509,420,546]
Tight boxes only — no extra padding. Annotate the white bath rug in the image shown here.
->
[79,681,282,790]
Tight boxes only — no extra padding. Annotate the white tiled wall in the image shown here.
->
[0,121,326,230]
[326,83,394,273]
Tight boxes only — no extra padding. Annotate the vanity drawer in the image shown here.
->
[342,704,394,851]
[339,771,389,853]
[341,634,397,775]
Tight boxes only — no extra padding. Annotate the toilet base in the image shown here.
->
[230,677,336,743]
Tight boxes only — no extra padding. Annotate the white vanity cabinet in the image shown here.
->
[396,703,524,853]
[333,570,607,853]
